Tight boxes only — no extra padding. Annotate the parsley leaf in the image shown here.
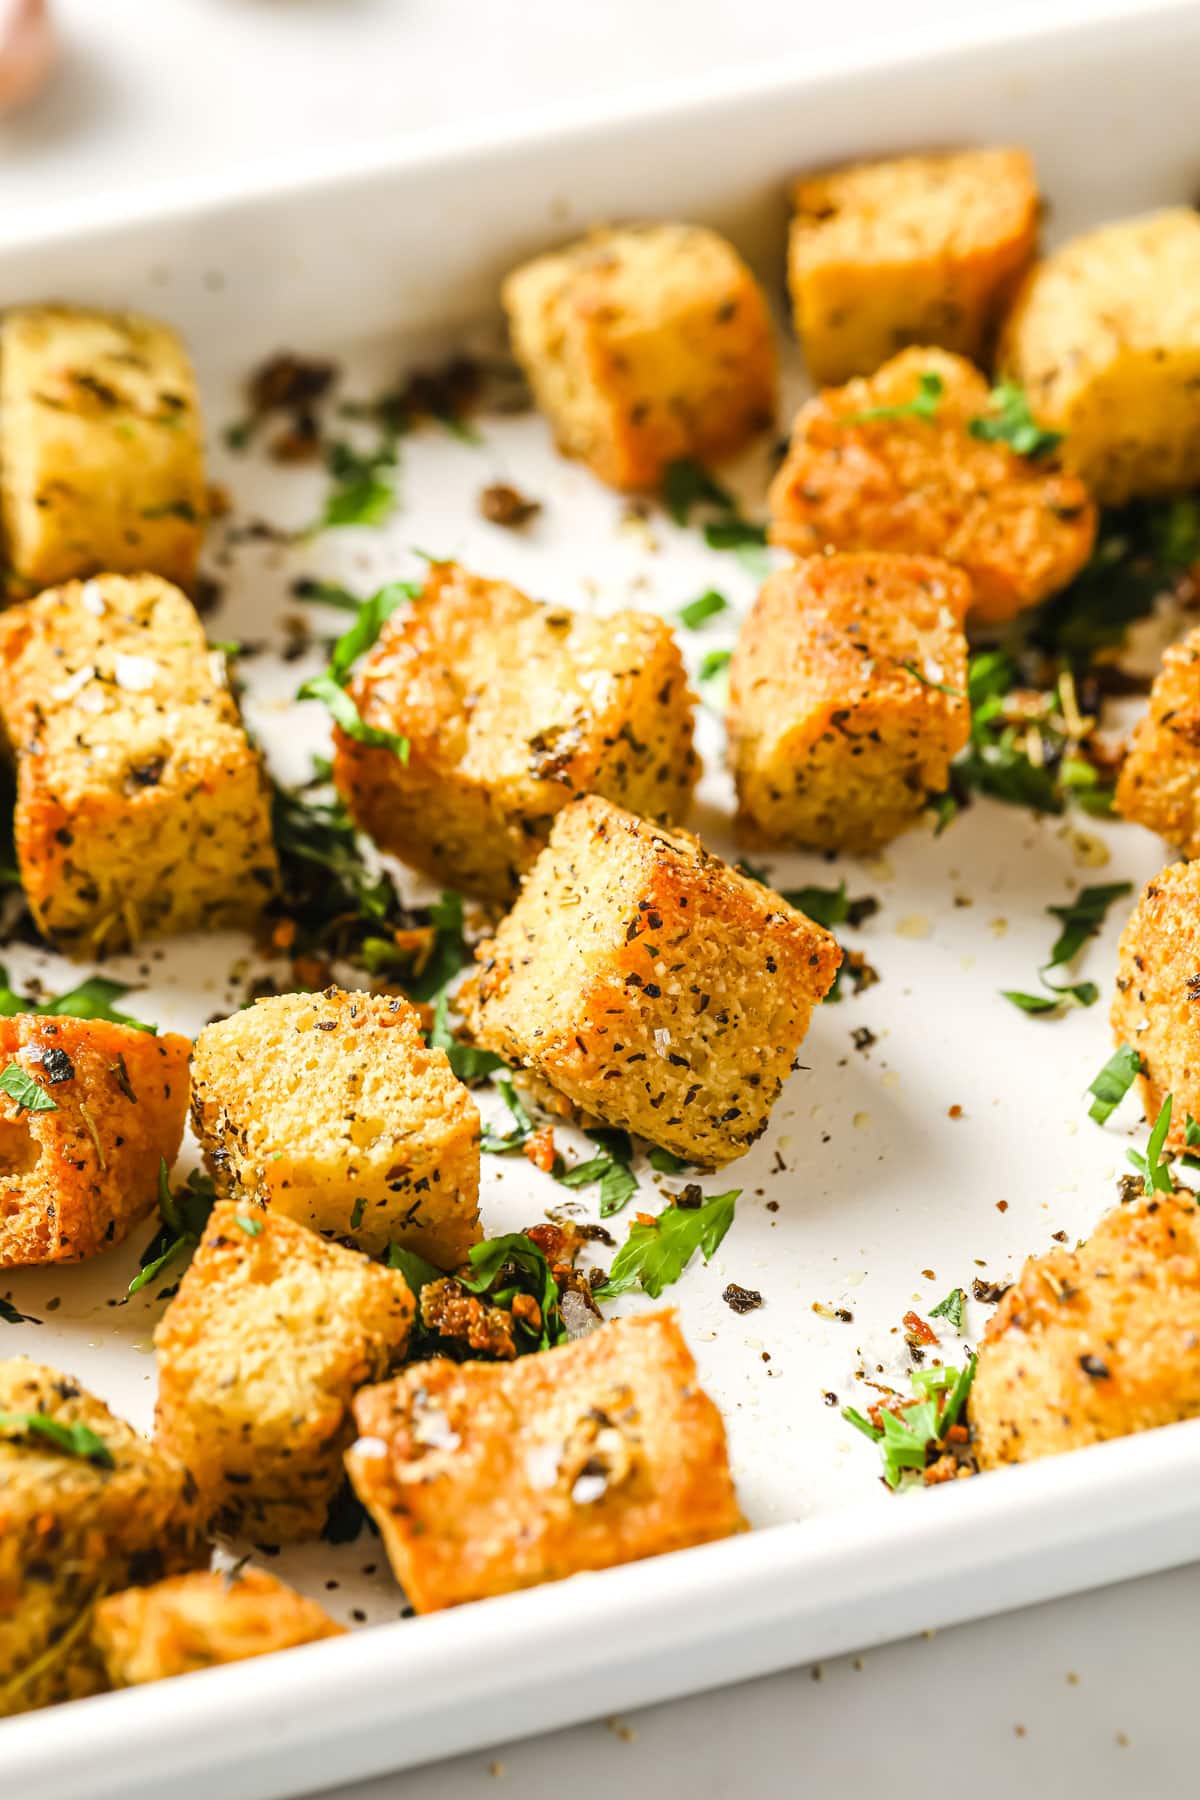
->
[1046,882,1132,968]
[1087,1045,1142,1124]
[841,1355,976,1489]
[649,1146,691,1174]
[0,966,154,1032]
[297,580,417,759]
[0,1064,56,1113]
[663,459,735,526]
[780,881,849,929]
[1127,1093,1175,1195]
[429,990,505,1084]
[0,1410,114,1468]
[595,1188,738,1299]
[1002,979,1098,1016]
[901,661,964,697]
[678,589,728,630]
[928,1287,966,1329]
[457,1232,566,1351]
[967,381,1062,459]
[315,438,398,531]
[479,1073,535,1154]
[0,1295,37,1325]
[848,369,943,425]
[553,1129,638,1216]
[128,1162,217,1297]
[386,1242,443,1297]
[292,577,364,612]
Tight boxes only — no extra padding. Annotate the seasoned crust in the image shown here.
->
[0,574,278,956]
[93,1568,344,1686]
[461,795,840,1168]
[0,1358,204,1718]
[335,561,698,902]
[0,1013,190,1268]
[1114,625,1200,854]
[346,1309,744,1612]
[972,1191,1200,1469]
[767,346,1096,626]
[502,223,776,490]
[154,1202,414,1543]
[1110,861,1200,1155]
[189,988,480,1267]
[728,553,970,852]
[788,148,1038,384]
[1001,208,1200,505]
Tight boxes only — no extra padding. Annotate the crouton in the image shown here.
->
[1110,861,1200,1155]
[0,1358,203,1717]
[1001,208,1200,504]
[788,147,1039,384]
[502,223,776,491]
[767,346,1096,626]
[1115,626,1200,852]
[728,553,970,852]
[0,304,205,597]
[189,989,480,1266]
[334,561,699,902]
[461,796,840,1167]
[346,1309,743,1612]
[154,1201,414,1542]
[0,574,277,956]
[972,1190,1200,1469]
[0,1013,190,1268]
[93,1568,343,1686]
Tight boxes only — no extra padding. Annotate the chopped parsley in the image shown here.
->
[297,580,417,759]
[1001,880,1131,1019]
[386,1242,442,1297]
[0,1410,114,1468]
[128,1162,217,1297]
[848,369,943,426]
[234,1214,264,1237]
[429,989,505,1084]
[457,1232,566,1351]
[649,1146,691,1174]
[1127,1093,1175,1196]
[0,966,154,1033]
[678,589,729,630]
[967,382,1062,459]
[780,881,850,929]
[594,1188,738,1300]
[901,661,964,697]
[0,1065,56,1113]
[555,1129,638,1218]
[292,576,370,613]
[842,1356,976,1489]
[661,458,771,577]
[479,1074,535,1154]
[314,438,398,531]
[928,1287,966,1330]
[0,1296,37,1325]
[1086,1044,1142,1124]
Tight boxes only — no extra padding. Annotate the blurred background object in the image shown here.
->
[0,0,56,114]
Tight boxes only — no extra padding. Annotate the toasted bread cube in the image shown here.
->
[93,1567,343,1686]
[0,1013,190,1268]
[0,1358,204,1717]
[1001,209,1200,505]
[1115,625,1200,852]
[972,1190,1200,1469]
[0,575,277,956]
[462,796,840,1167]
[502,223,776,491]
[154,1201,414,1542]
[1111,862,1200,1155]
[788,148,1038,385]
[189,989,480,1267]
[728,554,970,852]
[346,1309,742,1612]
[334,561,698,902]
[0,305,205,597]
[768,347,1096,626]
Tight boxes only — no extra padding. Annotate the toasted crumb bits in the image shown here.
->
[480,482,542,528]
[723,1283,764,1314]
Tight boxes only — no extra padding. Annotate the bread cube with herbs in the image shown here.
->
[788,147,1039,384]
[189,987,481,1267]
[0,1357,204,1718]
[1115,624,1200,853]
[346,1309,743,1613]
[502,222,776,490]
[727,553,970,853]
[461,795,841,1168]
[154,1202,415,1543]
[333,561,698,903]
[0,574,277,956]
[1110,861,1200,1157]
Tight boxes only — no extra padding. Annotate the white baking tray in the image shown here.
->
[5,3,1200,1795]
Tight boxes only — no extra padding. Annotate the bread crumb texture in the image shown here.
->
[336,561,698,902]
[93,1567,344,1687]
[502,222,776,490]
[1115,624,1200,853]
[462,795,840,1167]
[1111,861,1200,1153]
[0,574,277,955]
[0,1358,204,1718]
[190,988,480,1266]
[788,147,1038,384]
[1001,207,1200,504]
[0,304,205,596]
[154,1201,414,1543]
[346,1308,743,1612]
[768,346,1096,626]
[0,1013,190,1268]
[972,1190,1200,1468]
[728,552,970,852]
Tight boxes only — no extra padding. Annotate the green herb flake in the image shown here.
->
[928,1287,966,1329]
[841,1353,976,1489]
[429,990,505,1085]
[234,1214,264,1237]
[649,1146,691,1174]
[349,1197,367,1230]
[662,459,734,526]
[0,1064,56,1113]
[780,881,849,930]
[1126,1093,1175,1196]
[1087,1044,1143,1124]
[0,1295,37,1325]
[595,1188,738,1299]
[848,369,944,426]
[297,580,417,760]
[1046,882,1132,969]
[314,438,398,532]
[386,1242,443,1297]
[479,1073,535,1154]
[678,589,729,630]
[0,1410,114,1468]
[967,381,1062,459]
[128,1162,217,1298]
[901,661,963,697]
[0,966,155,1033]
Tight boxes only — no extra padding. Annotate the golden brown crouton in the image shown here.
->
[0,1358,204,1718]
[154,1202,414,1543]
[972,1191,1200,1469]
[502,223,776,491]
[788,148,1039,384]
[346,1309,743,1612]
[0,575,277,956]
[0,304,205,597]
[461,796,840,1167]
[93,1568,343,1686]
[1110,861,1200,1155]
[767,346,1096,626]
[334,561,698,902]
[728,553,970,852]
[1115,626,1200,852]
[0,1013,190,1268]
[1001,208,1200,504]
[189,989,480,1266]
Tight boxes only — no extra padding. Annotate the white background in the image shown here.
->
[1,2,1190,1796]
